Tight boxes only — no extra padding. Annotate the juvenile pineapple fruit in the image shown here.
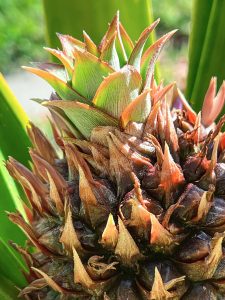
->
[7,12,225,300]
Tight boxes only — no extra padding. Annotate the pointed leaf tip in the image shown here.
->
[115,217,141,265]
[141,30,177,87]
[57,32,85,57]
[31,268,63,293]
[23,66,86,102]
[119,22,134,58]
[83,31,100,56]
[60,205,82,253]
[47,171,64,215]
[100,32,120,71]
[151,267,172,299]
[202,79,225,127]
[161,143,184,207]
[43,47,73,77]
[128,19,160,72]
[101,214,118,249]
[121,90,151,128]
[73,247,94,288]
[72,48,114,100]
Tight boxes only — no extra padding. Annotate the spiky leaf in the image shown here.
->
[93,65,142,118]
[23,66,87,102]
[44,101,118,139]
[72,50,114,100]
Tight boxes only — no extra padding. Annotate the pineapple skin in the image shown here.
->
[6,12,225,300]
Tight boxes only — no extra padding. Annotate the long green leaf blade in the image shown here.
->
[187,0,225,114]
[0,161,26,287]
[0,73,30,210]
[0,73,30,166]
[0,274,20,300]
[186,0,213,101]
[0,74,29,287]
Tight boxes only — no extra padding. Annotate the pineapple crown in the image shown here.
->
[23,12,225,141]
[24,12,171,139]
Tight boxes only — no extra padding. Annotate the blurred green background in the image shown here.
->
[0,1,47,74]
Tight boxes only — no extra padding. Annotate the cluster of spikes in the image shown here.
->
[6,12,225,300]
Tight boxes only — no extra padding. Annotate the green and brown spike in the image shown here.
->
[6,12,225,299]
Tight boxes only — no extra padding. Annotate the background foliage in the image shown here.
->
[0,0,46,74]
[152,0,191,36]
[186,0,225,113]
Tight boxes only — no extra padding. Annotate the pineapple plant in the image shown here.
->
[6,12,225,299]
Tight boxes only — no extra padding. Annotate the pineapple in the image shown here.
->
[6,12,225,299]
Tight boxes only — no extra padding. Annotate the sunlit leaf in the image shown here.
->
[23,66,87,102]
[83,31,100,56]
[44,48,73,77]
[72,49,114,100]
[31,62,67,81]
[100,33,120,71]
[57,33,85,56]
[119,23,134,58]
[128,19,159,72]
[121,90,151,128]
[141,30,177,86]
[93,65,142,118]
[44,100,118,139]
